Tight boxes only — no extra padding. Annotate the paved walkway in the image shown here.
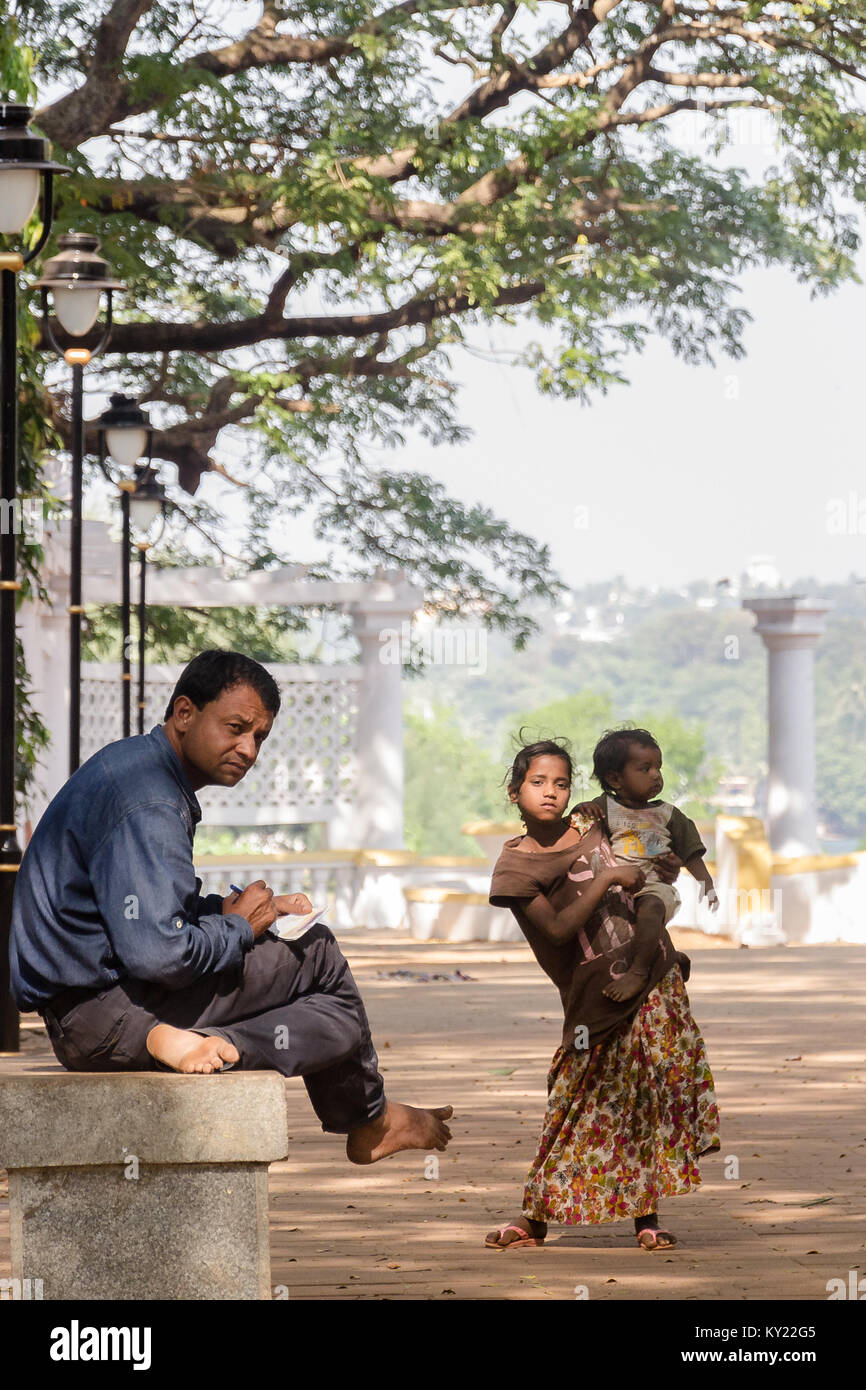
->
[2,930,864,1300]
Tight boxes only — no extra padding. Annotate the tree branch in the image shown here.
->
[644,68,760,89]
[88,0,155,71]
[37,0,544,147]
[36,0,154,145]
[99,277,544,356]
[82,152,626,255]
[358,1,624,183]
[447,2,786,212]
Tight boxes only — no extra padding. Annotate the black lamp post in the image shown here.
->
[0,103,65,1053]
[95,394,152,738]
[130,469,167,735]
[34,234,124,775]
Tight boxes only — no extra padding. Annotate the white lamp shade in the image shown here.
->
[0,167,40,234]
[129,495,162,532]
[52,285,103,337]
[105,427,148,468]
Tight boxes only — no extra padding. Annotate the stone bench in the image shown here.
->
[0,1071,288,1300]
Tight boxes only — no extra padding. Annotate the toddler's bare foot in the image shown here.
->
[346,1101,453,1164]
[603,968,649,1002]
[146,1023,239,1074]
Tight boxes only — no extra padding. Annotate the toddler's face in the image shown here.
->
[512,754,571,823]
[609,742,663,805]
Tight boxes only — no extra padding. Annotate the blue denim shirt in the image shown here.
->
[10,725,254,1011]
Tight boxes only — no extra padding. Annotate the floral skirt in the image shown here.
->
[523,966,720,1225]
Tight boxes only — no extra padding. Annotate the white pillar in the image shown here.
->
[743,596,831,857]
[330,573,423,850]
[18,515,71,832]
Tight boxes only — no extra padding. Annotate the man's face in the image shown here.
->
[171,684,274,787]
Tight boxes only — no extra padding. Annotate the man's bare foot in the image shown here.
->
[146,1024,240,1074]
[484,1215,547,1248]
[603,968,649,1001]
[346,1101,453,1165]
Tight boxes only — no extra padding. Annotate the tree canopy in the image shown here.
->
[3,0,865,640]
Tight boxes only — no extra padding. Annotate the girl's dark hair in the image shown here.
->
[592,726,659,792]
[164,649,281,720]
[507,735,574,796]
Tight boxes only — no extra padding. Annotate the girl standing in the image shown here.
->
[485,739,720,1251]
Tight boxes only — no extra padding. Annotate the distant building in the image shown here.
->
[712,774,757,815]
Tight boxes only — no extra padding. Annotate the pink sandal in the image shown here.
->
[485,1224,545,1250]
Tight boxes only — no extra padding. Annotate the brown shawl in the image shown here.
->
[489,823,680,1051]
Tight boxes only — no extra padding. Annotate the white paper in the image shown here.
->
[269,907,328,941]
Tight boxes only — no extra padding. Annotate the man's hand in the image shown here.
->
[701,884,720,913]
[654,852,682,885]
[223,880,277,939]
[273,893,313,917]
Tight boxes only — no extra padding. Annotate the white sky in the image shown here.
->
[386,253,866,591]
[197,245,865,593]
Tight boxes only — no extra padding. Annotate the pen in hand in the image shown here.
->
[228,883,315,925]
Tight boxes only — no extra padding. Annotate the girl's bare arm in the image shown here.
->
[520,863,645,945]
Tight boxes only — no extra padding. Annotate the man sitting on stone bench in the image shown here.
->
[10,649,452,1166]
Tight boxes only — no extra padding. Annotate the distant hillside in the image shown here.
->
[406,576,866,844]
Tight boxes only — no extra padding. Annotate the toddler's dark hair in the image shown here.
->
[507,736,574,797]
[592,727,660,793]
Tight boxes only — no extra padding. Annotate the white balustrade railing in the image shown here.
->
[195,851,489,930]
[197,856,356,924]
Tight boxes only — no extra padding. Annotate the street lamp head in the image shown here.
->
[33,232,124,338]
[0,103,65,237]
[97,392,152,469]
[129,465,168,537]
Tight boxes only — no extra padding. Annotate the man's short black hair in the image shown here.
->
[164,650,281,721]
[592,727,660,793]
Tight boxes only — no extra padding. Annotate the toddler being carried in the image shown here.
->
[571,727,718,1001]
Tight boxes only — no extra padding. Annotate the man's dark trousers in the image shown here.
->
[40,925,386,1134]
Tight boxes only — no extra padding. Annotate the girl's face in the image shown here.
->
[510,754,572,824]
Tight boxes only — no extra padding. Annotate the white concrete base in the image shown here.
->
[772,860,866,945]
[404,889,523,942]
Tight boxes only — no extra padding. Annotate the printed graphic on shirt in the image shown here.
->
[605,796,674,863]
